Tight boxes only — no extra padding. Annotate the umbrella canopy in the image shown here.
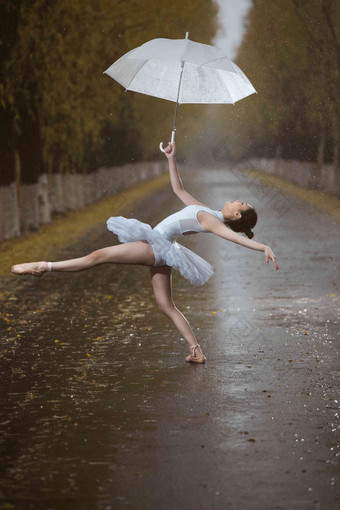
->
[104,36,256,104]
[104,34,256,149]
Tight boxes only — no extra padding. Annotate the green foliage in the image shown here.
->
[0,0,218,184]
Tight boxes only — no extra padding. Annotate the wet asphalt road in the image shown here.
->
[0,166,339,510]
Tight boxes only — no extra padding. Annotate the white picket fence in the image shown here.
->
[0,161,166,242]
[247,158,340,197]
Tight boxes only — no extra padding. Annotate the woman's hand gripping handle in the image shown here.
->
[160,131,176,153]
[163,141,176,160]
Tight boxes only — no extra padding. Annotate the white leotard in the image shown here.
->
[106,205,225,285]
[154,205,225,242]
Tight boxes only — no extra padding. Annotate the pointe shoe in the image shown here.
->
[186,344,206,364]
[11,262,50,277]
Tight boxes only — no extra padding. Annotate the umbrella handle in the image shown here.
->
[159,131,175,153]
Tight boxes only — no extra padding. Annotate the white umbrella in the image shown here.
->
[104,33,256,151]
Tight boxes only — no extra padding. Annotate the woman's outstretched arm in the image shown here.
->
[200,213,279,270]
[164,142,207,207]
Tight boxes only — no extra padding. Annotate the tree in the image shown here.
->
[0,0,218,186]
[207,0,339,166]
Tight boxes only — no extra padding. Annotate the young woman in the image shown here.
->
[12,142,279,364]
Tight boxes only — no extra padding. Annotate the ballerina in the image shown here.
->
[12,141,279,364]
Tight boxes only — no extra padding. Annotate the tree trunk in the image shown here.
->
[316,131,325,175]
[333,139,339,173]
[333,139,339,196]
[0,110,16,186]
[17,110,44,185]
[315,130,326,189]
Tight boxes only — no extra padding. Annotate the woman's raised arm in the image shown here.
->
[164,142,207,207]
[199,212,280,270]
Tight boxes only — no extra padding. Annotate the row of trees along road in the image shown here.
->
[205,0,339,172]
[0,0,218,186]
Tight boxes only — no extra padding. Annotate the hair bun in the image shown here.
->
[246,229,254,239]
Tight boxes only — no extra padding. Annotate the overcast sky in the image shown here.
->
[213,0,252,58]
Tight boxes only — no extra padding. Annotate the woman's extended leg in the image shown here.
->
[12,241,155,276]
[150,265,206,362]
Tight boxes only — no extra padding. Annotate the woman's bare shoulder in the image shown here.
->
[197,211,226,231]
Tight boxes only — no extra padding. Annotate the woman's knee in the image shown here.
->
[156,298,175,316]
[87,249,103,266]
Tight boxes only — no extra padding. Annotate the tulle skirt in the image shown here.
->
[106,216,214,286]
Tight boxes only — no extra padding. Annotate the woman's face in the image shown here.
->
[224,200,252,219]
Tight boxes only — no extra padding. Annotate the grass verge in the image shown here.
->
[0,173,170,279]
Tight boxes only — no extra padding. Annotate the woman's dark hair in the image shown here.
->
[228,207,257,239]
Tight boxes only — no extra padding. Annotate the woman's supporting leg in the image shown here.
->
[149,265,204,358]
[12,241,155,276]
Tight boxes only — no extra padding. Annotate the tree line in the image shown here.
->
[0,0,218,186]
[207,0,339,171]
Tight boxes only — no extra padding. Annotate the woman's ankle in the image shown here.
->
[38,261,51,273]
[189,343,203,357]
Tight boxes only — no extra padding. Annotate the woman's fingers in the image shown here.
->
[265,247,279,270]
[270,254,279,271]
[164,142,176,158]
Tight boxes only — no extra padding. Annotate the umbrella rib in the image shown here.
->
[124,59,149,91]
[215,69,235,104]
[198,56,237,72]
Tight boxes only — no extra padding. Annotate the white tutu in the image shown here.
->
[106,216,214,286]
